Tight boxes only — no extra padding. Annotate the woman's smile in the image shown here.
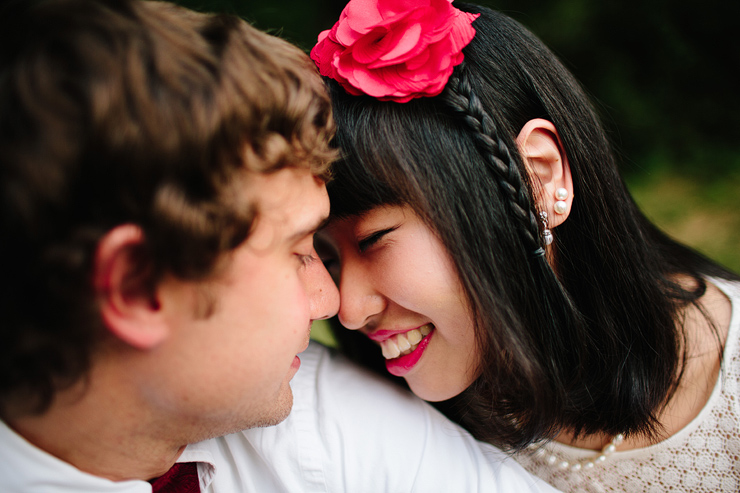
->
[366,324,435,376]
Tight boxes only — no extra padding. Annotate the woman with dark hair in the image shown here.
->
[312,1,740,491]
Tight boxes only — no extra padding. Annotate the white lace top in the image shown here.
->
[515,278,740,492]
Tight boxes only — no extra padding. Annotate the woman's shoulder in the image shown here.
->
[704,277,740,356]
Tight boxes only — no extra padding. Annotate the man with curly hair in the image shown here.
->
[0,0,558,491]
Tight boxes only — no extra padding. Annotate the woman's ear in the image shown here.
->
[93,224,169,349]
[516,118,574,228]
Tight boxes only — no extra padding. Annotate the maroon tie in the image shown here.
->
[149,462,201,493]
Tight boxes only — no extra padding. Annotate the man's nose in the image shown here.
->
[304,251,340,320]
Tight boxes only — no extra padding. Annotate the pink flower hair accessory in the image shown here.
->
[311,0,479,103]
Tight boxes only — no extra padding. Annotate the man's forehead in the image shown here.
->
[244,168,329,248]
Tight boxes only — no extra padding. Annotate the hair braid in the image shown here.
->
[443,70,542,254]
[442,67,598,447]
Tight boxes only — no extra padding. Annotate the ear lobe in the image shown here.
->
[516,118,574,228]
[94,224,169,349]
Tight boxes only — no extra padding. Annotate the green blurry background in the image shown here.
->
[175,0,740,273]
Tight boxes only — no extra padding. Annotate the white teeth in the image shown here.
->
[378,325,433,360]
[397,333,411,352]
[407,329,422,345]
[384,338,401,359]
[381,344,390,359]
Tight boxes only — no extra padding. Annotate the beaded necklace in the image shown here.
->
[530,434,625,472]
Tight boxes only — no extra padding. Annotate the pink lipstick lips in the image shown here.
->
[367,324,434,377]
[385,330,433,376]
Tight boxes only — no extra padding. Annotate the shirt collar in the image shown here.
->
[180,441,217,491]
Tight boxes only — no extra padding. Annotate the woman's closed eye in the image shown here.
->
[358,226,398,253]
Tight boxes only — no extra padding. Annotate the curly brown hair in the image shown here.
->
[0,0,336,417]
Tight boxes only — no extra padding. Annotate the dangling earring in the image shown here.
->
[539,211,553,246]
[554,187,569,215]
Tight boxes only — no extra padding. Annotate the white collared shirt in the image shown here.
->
[1,342,558,492]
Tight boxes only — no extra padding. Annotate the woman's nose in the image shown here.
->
[337,260,385,330]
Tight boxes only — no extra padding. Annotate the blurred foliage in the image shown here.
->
[310,319,337,348]
[628,172,740,273]
[489,0,740,179]
[174,0,740,270]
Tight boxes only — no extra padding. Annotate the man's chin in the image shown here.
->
[254,390,294,429]
[188,388,294,444]
[232,387,294,433]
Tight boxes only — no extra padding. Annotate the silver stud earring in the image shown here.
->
[539,211,553,246]
[554,188,568,215]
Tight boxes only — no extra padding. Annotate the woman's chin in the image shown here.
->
[405,379,468,403]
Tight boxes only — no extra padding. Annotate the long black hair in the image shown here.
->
[325,3,738,451]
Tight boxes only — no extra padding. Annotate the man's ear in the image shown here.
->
[93,224,169,349]
[516,118,574,228]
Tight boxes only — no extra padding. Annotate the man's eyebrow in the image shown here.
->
[288,215,331,243]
